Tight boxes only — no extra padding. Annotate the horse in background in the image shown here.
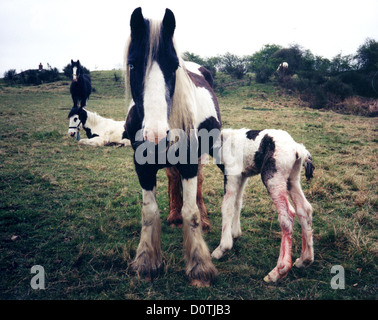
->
[123,7,221,287]
[70,60,92,108]
[276,62,289,74]
[68,106,130,147]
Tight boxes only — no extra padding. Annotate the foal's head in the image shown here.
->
[67,107,86,138]
[125,7,179,144]
[71,60,82,82]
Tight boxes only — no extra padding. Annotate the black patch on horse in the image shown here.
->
[254,134,277,186]
[246,130,261,140]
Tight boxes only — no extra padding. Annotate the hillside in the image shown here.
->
[0,71,376,300]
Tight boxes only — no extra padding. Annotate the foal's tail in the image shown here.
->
[296,144,315,181]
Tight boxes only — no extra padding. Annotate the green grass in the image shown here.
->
[0,73,377,300]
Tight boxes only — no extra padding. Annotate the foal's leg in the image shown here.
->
[264,176,295,283]
[196,163,210,231]
[231,176,248,240]
[288,163,314,268]
[131,186,162,280]
[166,165,210,231]
[182,177,217,286]
[166,167,183,227]
[212,174,243,259]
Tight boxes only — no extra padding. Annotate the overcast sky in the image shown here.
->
[0,0,377,75]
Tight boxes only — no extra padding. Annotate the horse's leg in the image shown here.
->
[181,176,217,286]
[78,136,105,146]
[166,167,183,227]
[196,162,210,231]
[263,174,295,283]
[288,162,314,268]
[231,176,248,240]
[131,170,162,280]
[166,164,210,232]
[212,174,242,259]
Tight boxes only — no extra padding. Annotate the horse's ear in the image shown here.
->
[162,8,175,38]
[71,59,74,65]
[77,60,81,66]
[130,7,145,35]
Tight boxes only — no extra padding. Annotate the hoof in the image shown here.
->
[169,222,182,228]
[191,279,210,288]
[211,247,225,260]
[167,212,183,228]
[293,257,314,268]
[201,220,211,233]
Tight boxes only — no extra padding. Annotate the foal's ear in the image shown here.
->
[162,8,175,38]
[130,7,145,35]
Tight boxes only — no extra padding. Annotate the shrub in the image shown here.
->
[255,65,274,83]
[324,77,353,100]
[3,69,16,82]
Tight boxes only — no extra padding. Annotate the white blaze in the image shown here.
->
[143,61,169,144]
[72,66,78,81]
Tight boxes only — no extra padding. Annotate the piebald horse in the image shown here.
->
[70,60,92,108]
[123,8,221,286]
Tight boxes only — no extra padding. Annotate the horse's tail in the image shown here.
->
[296,143,315,181]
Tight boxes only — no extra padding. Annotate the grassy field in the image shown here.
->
[0,71,376,300]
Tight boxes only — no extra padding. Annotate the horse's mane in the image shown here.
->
[124,19,194,135]
[85,109,103,127]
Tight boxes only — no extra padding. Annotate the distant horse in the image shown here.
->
[123,8,221,286]
[70,60,92,108]
[212,128,314,283]
[68,106,130,147]
[276,62,289,74]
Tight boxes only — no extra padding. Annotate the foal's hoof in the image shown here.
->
[201,219,211,233]
[293,257,314,268]
[167,219,183,228]
[167,211,183,228]
[191,279,210,288]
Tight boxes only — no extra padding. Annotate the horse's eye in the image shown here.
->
[74,118,78,122]
[129,64,134,70]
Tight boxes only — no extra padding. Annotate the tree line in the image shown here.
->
[3,63,90,86]
[3,39,377,110]
[183,38,378,108]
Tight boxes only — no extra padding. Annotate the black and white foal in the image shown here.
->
[123,8,221,286]
[212,128,315,283]
[68,106,130,146]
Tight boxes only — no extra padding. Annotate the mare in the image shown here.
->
[123,7,221,286]
[70,60,92,108]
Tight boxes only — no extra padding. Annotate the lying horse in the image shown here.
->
[212,128,315,283]
[68,106,130,147]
